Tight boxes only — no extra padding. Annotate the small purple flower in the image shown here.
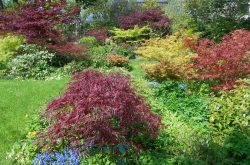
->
[178,84,187,89]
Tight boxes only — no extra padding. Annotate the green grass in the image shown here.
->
[0,79,68,163]
[130,56,157,79]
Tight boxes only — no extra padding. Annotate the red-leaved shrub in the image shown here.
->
[190,29,250,90]
[43,70,162,149]
[85,28,109,42]
[118,8,171,34]
[0,0,86,57]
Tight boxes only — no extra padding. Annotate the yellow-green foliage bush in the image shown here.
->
[0,34,25,63]
[210,80,250,143]
[135,32,197,80]
[141,0,158,9]
[110,26,151,43]
[78,36,97,47]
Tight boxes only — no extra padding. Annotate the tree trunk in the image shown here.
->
[0,0,4,10]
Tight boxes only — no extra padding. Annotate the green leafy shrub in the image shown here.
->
[208,80,250,165]
[0,34,25,67]
[78,36,98,47]
[110,26,151,44]
[6,44,56,79]
[87,45,135,67]
[87,45,112,67]
[210,81,250,142]
[141,0,158,9]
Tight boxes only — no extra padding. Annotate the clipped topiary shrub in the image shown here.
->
[42,70,163,150]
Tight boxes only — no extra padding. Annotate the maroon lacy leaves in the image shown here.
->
[190,29,250,90]
[43,70,162,149]
[118,8,171,34]
[85,27,109,43]
[0,0,86,57]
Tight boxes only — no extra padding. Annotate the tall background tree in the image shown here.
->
[185,0,250,40]
[0,0,87,61]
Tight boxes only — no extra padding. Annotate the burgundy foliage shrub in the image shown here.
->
[118,8,171,33]
[0,0,86,57]
[190,29,250,90]
[43,70,162,148]
[85,28,109,42]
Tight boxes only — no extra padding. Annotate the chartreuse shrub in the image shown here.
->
[0,34,25,68]
[141,0,158,9]
[209,80,250,164]
[191,29,250,90]
[40,70,162,163]
[110,26,151,44]
[210,80,250,142]
[78,36,98,47]
[135,32,198,81]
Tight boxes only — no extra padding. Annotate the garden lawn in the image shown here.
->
[0,79,68,164]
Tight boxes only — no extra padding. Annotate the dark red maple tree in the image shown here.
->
[0,0,86,57]
[42,70,163,149]
[85,27,109,43]
[118,8,171,35]
[190,29,250,90]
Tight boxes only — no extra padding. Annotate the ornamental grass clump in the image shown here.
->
[42,70,162,150]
